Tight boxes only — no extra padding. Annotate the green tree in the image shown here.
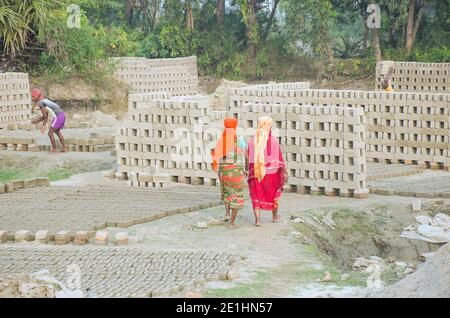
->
[283,0,336,64]
[0,0,65,58]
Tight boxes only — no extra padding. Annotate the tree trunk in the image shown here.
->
[125,0,135,26]
[149,1,159,31]
[326,43,335,65]
[141,0,149,35]
[216,0,225,30]
[412,3,428,47]
[185,0,194,31]
[243,0,259,61]
[405,0,429,53]
[405,0,415,53]
[369,0,382,61]
[372,28,382,61]
[362,12,369,55]
[263,0,280,41]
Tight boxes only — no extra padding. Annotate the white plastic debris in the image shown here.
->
[411,198,421,211]
[366,264,383,289]
[352,257,370,269]
[291,217,304,223]
[403,267,415,275]
[415,215,432,225]
[401,213,450,243]
[28,269,84,298]
[196,221,208,229]
[322,212,336,229]
[394,261,407,271]
[420,252,436,262]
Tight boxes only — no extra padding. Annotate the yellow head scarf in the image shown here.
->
[254,116,273,182]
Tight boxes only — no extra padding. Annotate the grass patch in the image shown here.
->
[0,154,115,183]
[47,169,74,181]
[0,169,27,183]
[0,168,73,182]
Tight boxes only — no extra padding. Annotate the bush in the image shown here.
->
[37,14,105,74]
[383,47,450,63]
[138,25,197,58]
[95,26,140,57]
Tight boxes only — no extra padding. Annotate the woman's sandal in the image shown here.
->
[255,223,261,227]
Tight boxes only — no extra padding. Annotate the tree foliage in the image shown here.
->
[0,0,448,79]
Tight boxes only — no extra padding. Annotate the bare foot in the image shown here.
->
[272,215,281,223]
[228,224,237,229]
[255,223,261,227]
[48,151,58,155]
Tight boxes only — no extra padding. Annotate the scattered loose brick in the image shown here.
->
[35,230,49,244]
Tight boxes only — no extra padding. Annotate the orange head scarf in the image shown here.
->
[254,116,273,182]
[211,118,238,171]
[31,88,44,101]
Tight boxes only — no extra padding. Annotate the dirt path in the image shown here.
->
[2,157,447,297]
[100,191,445,297]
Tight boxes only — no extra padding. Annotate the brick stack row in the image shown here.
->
[376,61,449,93]
[112,56,198,96]
[0,73,32,129]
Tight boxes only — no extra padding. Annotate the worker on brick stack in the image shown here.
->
[31,88,67,153]
[381,65,395,92]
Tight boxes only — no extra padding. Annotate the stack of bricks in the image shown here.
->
[40,133,115,152]
[0,177,49,194]
[112,56,198,96]
[116,92,369,197]
[116,93,221,188]
[227,82,311,111]
[0,136,38,151]
[234,103,368,198]
[228,86,450,169]
[0,73,32,129]
[0,133,115,153]
[376,61,450,93]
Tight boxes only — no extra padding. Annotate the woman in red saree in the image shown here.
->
[247,116,287,226]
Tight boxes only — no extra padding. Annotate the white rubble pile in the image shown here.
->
[367,243,450,298]
[0,269,86,298]
[401,213,450,243]
[352,256,416,289]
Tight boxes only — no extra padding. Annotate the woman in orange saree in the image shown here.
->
[211,118,247,228]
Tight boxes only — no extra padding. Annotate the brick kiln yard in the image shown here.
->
[0,151,449,298]
[0,58,449,298]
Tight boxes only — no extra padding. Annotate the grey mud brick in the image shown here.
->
[74,231,89,245]
[54,231,72,245]
[95,231,108,246]
[4,183,14,193]
[14,230,34,242]
[0,231,7,244]
[115,232,128,246]
[35,230,49,243]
